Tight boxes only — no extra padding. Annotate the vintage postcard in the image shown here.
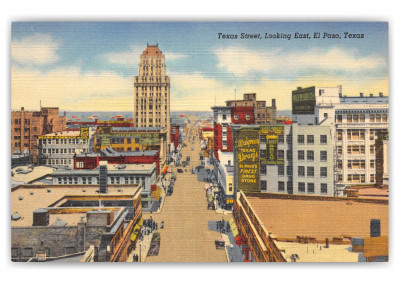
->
[11,22,388,262]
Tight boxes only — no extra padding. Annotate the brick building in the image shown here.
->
[226,93,276,125]
[11,107,67,162]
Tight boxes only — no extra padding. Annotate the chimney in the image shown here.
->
[370,219,381,237]
[272,99,276,108]
[33,209,49,226]
[360,93,363,97]
[99,161,108,194]
[379,92,383,97]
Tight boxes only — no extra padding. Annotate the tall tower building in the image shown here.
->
[134,44,171,145]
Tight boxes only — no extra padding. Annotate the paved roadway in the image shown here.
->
[145,121,227,262]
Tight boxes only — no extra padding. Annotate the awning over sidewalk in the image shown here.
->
[130,219,143,242]
[151,185,162,201]
[229,218,239,238]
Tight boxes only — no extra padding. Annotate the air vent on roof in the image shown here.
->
[117,164,126,169]
[30,191,34,195]
[47,189,51,193]
[18,196,23,200]
[82,189,86,192]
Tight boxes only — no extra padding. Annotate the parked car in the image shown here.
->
[177,168,183,173]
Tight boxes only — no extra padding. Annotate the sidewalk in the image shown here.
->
[127,230,154,262]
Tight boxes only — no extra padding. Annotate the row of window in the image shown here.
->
[260,180,328,194]
[41,148,84,154]
[260,165,328,177]
[297,135,327,144]
[337,129,386,141]
[39,138,88,145]
[337,160,375,170]
[13,119,31,125]
[336,113,388,123]
[46,159,72,165]
[56,176,147,185]
[337,174,375,183]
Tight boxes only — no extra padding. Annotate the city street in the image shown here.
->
[144,121,228,262]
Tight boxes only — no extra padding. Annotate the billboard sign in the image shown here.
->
[236,128,260,192]
[260,125,284,165]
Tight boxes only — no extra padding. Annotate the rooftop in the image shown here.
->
[53,162,156,175]
[40,130,81,137]
[142,44,162,56]
[244,192,388,241]
[11,184,141,227]
[11,166,54,185]
[76,148,159,158]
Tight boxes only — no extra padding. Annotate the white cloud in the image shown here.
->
[11,65,133,111]
[12,33,60,65]
[215,47,387,77]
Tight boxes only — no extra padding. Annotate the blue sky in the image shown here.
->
[11,22,388,111]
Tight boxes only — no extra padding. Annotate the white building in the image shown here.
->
[216,150,234,209]
[292,86,389,190]
[37,127,95,168]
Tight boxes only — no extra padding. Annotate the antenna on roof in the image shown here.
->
[234,89,236,101]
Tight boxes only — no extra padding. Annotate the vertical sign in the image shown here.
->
[260,125,284,165]
[236,128,260,192]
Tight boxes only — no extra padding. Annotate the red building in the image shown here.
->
[170,124,180,149]
[212,106,254,160]
[74,148,161,175]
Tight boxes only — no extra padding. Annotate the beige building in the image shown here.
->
[134,44,171,146]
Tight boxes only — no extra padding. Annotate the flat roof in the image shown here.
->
[11,184,140,228]
[40,130,81,137]
[53,163,156,175]
[11,166,54,184]
[245,193,388,241]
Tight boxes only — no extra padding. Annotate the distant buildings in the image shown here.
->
[134,44,171,146]
[11,107,67,162]
[94,126,168,167]
[226,93,276,125]
[11,184,142,262]
[37,127,95,168]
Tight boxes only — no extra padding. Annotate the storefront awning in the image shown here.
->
[229,218,239,238]
[130,220,143,242]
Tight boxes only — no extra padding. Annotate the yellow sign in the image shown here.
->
[236,128,260,192]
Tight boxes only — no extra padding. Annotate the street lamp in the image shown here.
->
[139,244,141,262]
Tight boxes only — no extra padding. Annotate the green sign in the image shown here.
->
[260,125,284,165]
[292,86,316,115]
[236,128,260,192]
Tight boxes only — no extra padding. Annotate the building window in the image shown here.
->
[320,151,327,161]
[11,248,19,258]
[337,130,342,141]
[370,145,375,154]
[298,166,305,177]
[307,150,314,161]
[260,150,266,159]
[337,115,342,123]
[22,248,33,257]
[278,165,285,176]
[382,113,388,122]
[286,135,292,144]
[234,115,239,120]
[320,167,327,177]
[307,135,314,144]
[370,160,375,168]
[298,150,304,160]
[278,150,284,160]
[278,181,285,192]
[261,165,266,175]
[246,114,251,120]
[260,180,267,191]
[286,166,293,176]
[278,135,284,143]
[338,160,342,170]
[222,114,226,120]
[320,135,327,144]
[338,174,343,182]
[298,182,305,193]
[337,146,342,155]
[260,135,266,143]
[370,174,375,183]
[287,150,292,160]
[360,114,365,122]
[321,183,328,194]
[307,183,315,193]
[347,114,352,123]
[297,135,304,144]
[307,166,314,177]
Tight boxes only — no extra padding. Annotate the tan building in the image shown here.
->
[134,44,171,146]
[226,93,276,124]
[11,107,67,162]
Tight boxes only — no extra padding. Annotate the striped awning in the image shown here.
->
[229,218,239,238]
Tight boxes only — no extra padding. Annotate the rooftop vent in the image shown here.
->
[30,191,34,195]
[47,189,51,193]
[379,92,383,97]
[18,196,23,200]
[360,93,363,97]
[82,189,86,192]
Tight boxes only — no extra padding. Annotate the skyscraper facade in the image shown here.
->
[134,44,171,145]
